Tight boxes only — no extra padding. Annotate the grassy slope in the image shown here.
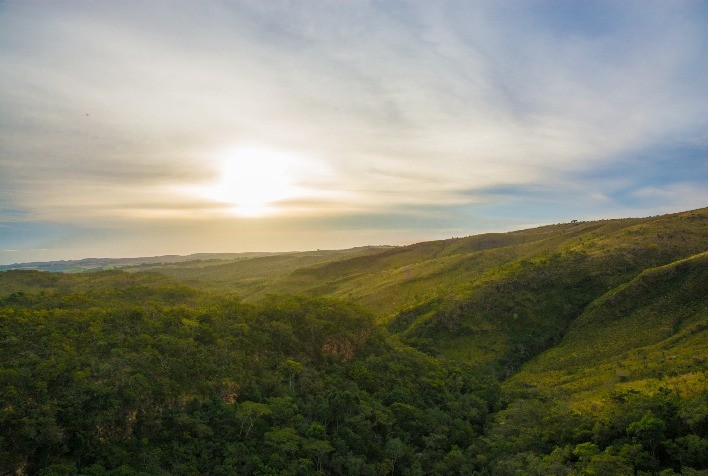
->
[127,246,394,296]
[394,209,707,372]
[111,208,707,378]
[211,208,706,375]
[145,221,617,313]
[2,208,705,393]
[150,209,703,314]
[506,251,708,408]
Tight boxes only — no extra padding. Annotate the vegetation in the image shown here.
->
[0,278,495,474]
[1,208,706,474]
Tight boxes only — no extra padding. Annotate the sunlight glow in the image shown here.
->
[198,147,318,217]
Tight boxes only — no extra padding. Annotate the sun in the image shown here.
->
[199,147,311,217]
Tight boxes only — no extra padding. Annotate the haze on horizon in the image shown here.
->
[1,0,707,264]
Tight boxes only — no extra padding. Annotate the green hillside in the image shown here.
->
[478,251,708,475]
[146,209,705,319]
[0,269,208,308]
[1,207,706,475]
[390,209,707,374]
[506,251,707,409]
[0,273,497,475]
[127,246,394,296]
[137,208,707,377]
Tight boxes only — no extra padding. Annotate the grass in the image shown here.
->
[506,251,708,409]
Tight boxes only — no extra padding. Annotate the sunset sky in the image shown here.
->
[1,0,707,264]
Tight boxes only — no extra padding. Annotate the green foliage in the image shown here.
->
[113,207,707,379]
[507,251,707,409]
[480,388,708,475]
[1,207,706,474]
[0,278,494,474]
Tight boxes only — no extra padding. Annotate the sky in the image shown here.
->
[1,0,707,264]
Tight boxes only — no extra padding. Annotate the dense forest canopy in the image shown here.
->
[1,208,706,475]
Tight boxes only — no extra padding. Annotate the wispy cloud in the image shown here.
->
[0,0,706,261]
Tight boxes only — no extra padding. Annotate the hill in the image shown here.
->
[0,207,706,474]
[506,251,707,409]
[389,209,707,374]
[125,246,395,294]
[0,252,280,272]
[0,248,394,273]
[135,208,708,376]
[478,251,708,474]
[0,273,496,474]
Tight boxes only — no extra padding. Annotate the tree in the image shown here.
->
[628,413,666,458]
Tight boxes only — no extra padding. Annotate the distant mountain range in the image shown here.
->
[0,251,300,272]
[0,247,397,273]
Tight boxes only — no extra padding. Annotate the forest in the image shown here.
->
[1,207,706,475]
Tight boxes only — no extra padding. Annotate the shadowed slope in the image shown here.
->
[390,209,707,373]
[506,251,708,408]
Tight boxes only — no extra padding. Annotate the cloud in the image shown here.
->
[0,0,706,261]
[629,183,708,211]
